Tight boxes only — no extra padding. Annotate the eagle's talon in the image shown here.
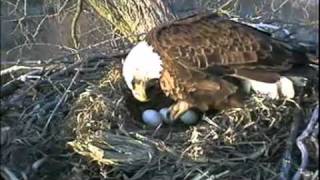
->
[169,101,192,120]
[168,106,179,120]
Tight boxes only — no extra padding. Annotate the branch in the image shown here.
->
[41,66,81,135]
[71,0,83,49]
[0,65,43,76]
[293,105,319,180]
[6,43,77,55]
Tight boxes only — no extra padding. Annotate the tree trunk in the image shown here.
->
[86,0,175,43]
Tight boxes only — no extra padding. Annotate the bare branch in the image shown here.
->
[271,0,290,12]
[0,65,43,76]
[32,15,48,39]
[6,43,77,55]
[71,0,82,49]
[42,66,81,134]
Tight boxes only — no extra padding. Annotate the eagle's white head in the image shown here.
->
[122,41,163,102]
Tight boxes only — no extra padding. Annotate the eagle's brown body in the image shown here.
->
[145,13,312,115]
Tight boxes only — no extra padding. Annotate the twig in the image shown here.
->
[0,65,43,76]
[1,68,44,99]
[18,90,56,122]
[0,79,24,98]
[208,170,230,180]
[32,15,48,39]
[23,0,27,16]
[219,0,236,11]
[293,105,319,180]
[271,0,290,13]
[71,0,83,49]
[41,67,81,135]
[48,55,105,79]
[1,60,42,66]
[0,166,20,180]
[3,1,73,23]
[192,168,211,180]
[6,69,48,105]
[57,0,71,14]
[2,0,16,7]
[6,43,77,55]
[5,53,123,106]
[279,108,303,180]
[279,86,306,180]
[44,37,131,64]
[4,37,131,67]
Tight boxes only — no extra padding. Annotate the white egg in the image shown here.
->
[142,109,163,127]
[180,110,199,125]
[159,108,174,124]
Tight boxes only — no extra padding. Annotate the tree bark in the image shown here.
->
[86,0,175,43]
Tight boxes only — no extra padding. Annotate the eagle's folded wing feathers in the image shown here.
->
[146,13,311,111]
[147,14,309,82]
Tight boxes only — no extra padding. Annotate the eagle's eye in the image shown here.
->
[131,79,136,88]
[131,78,141,88]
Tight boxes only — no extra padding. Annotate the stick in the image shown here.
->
[0,65,43,76]
[293,105,319,180]
[41,67,81,135]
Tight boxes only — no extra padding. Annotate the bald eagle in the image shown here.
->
[123,13,316,120]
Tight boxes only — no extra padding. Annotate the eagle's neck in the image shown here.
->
[142,41,163,78]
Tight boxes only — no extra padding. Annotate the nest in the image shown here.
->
[65,60,318,179]
[1,2,318,179]
[1,41,318,180]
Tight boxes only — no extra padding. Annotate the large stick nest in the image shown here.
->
[1,1,319,179]
[65,60,318,179]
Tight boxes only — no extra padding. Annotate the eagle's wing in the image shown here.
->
[146,13,310,116]
[147,13,309,80]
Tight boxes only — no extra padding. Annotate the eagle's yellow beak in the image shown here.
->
[132,81,150,102]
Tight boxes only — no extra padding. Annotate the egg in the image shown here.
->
[180,110,199,125]
[159,108,174,124]
[142,109,163,127]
